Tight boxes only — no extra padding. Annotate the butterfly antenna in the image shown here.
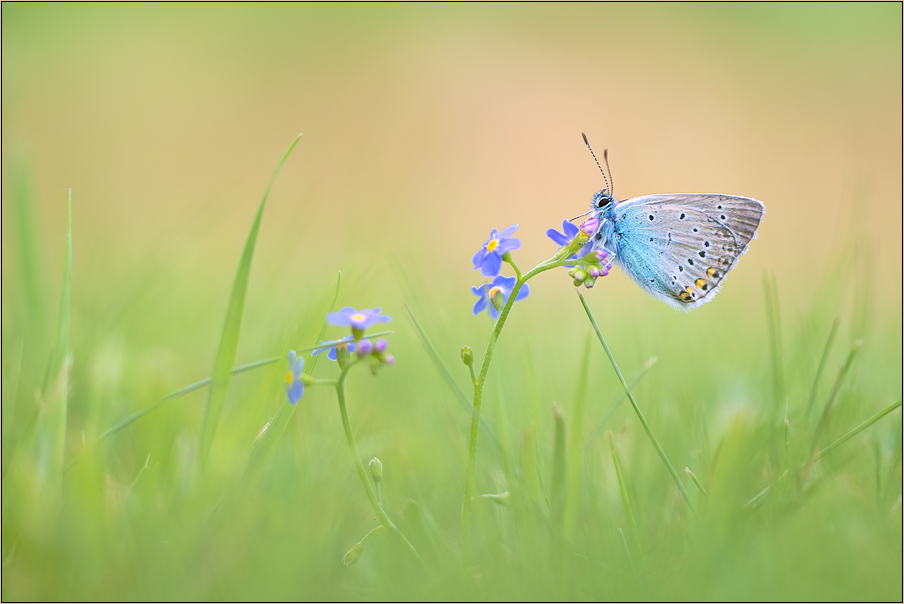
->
[568,210,592,222]
[603,148,614,197]
[581,133,610,194]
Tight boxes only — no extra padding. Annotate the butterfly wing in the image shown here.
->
[605,194,764,310]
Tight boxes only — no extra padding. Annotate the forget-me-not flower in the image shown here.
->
[471,275,530,320]
[546,219,593,261]
[284,350,306,404]
[327,307,392,331]
[311,337,356,361]
[472,225,521,277]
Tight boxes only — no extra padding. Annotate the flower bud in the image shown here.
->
[588,266,600,278]
[492,491,512,506]
[461,346,474,367]
[595,249,608,262]
[369,457,383,483]
[335,343,351,368]
[374,339,389,353]
[491,289,505,313]
[342,542,364,566]
[382,354,395,366]
[356,338,373,357]
[579,216,600,236]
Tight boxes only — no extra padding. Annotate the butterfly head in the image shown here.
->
[591,189,614,211]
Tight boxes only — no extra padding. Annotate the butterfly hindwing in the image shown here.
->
[606,194,763,310]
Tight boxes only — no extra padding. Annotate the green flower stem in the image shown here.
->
[461,253,575,565]
[334,361,423,564]
[360,524,387,545]
[578,291,695,512]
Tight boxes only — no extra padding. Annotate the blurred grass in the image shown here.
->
[2,3,902,601]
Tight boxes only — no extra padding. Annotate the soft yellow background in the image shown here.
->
[4,5,901,317]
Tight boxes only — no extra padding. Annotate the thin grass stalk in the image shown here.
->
[578,291,694,511]
[805,316,840,419]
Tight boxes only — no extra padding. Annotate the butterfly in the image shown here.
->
[580,134,765,310]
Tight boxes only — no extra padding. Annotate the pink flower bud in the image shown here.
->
[579,216,599,236]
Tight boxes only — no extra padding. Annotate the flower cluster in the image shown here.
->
[547,215,610,289]
[470,225,529,319]
[320,307,395,371]
[283,307,396,403]
[569,249,610,288]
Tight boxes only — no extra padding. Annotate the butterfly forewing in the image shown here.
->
[606,194,763,310]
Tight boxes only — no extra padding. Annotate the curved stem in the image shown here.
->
[461,254,573,565]
[335,362,423,564]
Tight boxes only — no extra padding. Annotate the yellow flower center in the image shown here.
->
[486,239,499,252]
[351,313,366,322]
[489,286,504,298]
[284,370,295,386]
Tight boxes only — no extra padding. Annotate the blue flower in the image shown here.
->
[311,337,356,361]
[284,350,306,404]
[327,307,392,331]
[546,219,592,261]
[471,275,530,319]
[472,225,521,277]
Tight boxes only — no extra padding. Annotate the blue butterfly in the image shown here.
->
[581,134,765,310]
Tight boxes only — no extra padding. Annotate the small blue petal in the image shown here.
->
[496,237,521,253]
[546,228,569,246]
[500,224,519,238]
[472,295,487,315]
[287,380,304,404]
[481,252,503,277]
[327,348,338,361]
[493,275,517,290]
[472,248,487,269]
[515,282,530,301]
[471,284,487,296]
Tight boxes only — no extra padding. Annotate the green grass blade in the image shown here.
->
[53,189,73,379]
[97,356,281,442]
[813,399,902,464]
[36,189,73,487]
[403,304,500,450]
[746,399,901,508]
[805,316,840,420]
[684,466,707,495]
[10,150,48,336]
[550,401,567,526]
[239,272,341,494]
[804,339,862,480]
[763,272,784,412]
[578,291,694,512]
[584,356,658,452]
[608,432,641,555]
[197,134,302,472]
[564,333,591,539]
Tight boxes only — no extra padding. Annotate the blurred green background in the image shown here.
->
[2,4,901,600]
